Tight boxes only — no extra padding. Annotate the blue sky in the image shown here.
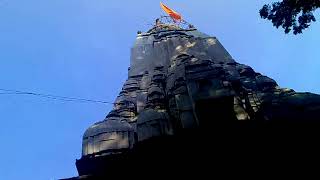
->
[0,0,319,179]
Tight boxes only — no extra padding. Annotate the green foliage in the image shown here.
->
[260,0,320,34]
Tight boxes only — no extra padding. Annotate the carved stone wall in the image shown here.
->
[71,28,320,179]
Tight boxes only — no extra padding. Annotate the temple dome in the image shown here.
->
[82,118,135,156]
[137,109,173,142]
[83,118,133,138]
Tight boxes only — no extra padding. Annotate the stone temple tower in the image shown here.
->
[63,17,320,179]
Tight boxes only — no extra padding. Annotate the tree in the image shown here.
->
[260,0,320,34]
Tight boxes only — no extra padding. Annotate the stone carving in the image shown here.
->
[64,21,320,180]
[82,25,320,157]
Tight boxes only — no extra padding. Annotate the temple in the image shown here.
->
[62,17,320,179]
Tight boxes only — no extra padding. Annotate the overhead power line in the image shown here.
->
[0,88,115,105]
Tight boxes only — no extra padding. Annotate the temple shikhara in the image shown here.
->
[62,3,320,180]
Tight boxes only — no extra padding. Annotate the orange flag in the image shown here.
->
[160,2,182,21]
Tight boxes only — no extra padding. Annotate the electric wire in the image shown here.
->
[0,88,116,105]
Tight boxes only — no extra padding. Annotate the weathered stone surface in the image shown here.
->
[82,119,135,156]
[64,21,320,180]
